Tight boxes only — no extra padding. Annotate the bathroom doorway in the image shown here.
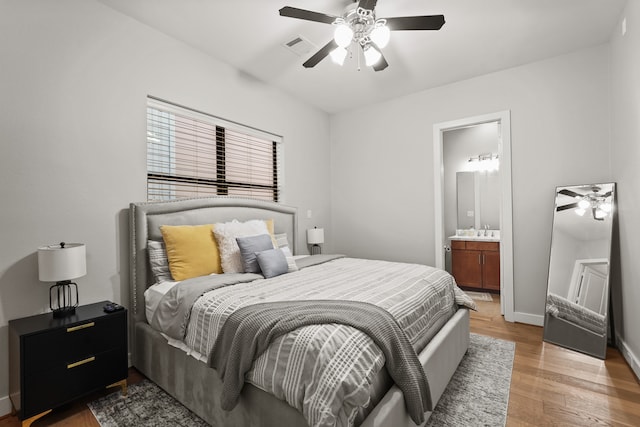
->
[433,111,514,321]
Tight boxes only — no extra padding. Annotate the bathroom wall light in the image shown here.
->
[468,153,499,172]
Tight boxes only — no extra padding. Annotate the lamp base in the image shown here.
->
[310,244,322,255]
[50,281,78,318]
[52,306,76,318]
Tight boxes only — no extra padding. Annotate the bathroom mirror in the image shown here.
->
[456,171,500,230]
[543,182,615,359]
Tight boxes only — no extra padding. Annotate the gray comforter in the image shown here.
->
[210,299,431,425]
[150,255,470,427]
[151,254,345,340]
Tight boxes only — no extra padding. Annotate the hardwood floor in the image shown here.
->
[1,296,638,426]
[471,295,640,426]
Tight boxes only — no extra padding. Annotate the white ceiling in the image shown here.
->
[97,0,626,114]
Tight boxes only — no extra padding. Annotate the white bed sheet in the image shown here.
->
[144,280,179,324]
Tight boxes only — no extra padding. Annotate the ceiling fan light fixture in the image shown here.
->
[330,47,348,65]
[575,208,586,217]
[578,199,591,210]
[595,209,607,219]
[279,4,445,71]
[370,21,390,48]
[334,22,353,48]
[364,44,382,66]
[600,202,612,213]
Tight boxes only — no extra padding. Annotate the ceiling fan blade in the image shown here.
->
[385,15,445,31]
[558,189,582,198]
[303,39,339,68]
[557,202,579,212]
[358,0,378,11]
[603,191,612,198]
[279,6,338,24]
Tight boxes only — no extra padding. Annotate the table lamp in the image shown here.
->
[38,242,86,318]
[307,227,324,255]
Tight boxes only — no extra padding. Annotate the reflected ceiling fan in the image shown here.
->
[556,186,613,221]
[279,0,445,71]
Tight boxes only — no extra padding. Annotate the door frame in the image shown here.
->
[433,111,514,321]
[567,258,609,314]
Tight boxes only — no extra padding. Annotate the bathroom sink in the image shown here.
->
[450,230,500,242]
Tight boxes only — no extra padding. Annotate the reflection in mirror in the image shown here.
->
[543,183,615,359]
[456,171,500,230]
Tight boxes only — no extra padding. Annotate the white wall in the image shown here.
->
[610,1,640,379]
[0,0,331,414]
[330,45,612,322]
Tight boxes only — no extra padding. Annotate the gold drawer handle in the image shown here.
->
[67,356,95,369]
[67,322,95,332]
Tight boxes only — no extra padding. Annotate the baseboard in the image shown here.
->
[0,394,12,418]
[615,333,640,381]
[513,311,544,327]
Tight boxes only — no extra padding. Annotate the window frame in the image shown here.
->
[146,97,283,203]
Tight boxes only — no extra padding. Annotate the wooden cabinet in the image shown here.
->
[451,240,500,291]
[9,301,128,427]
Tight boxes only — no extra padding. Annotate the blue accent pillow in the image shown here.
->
[236,234,275,273]
[255,248,289,278]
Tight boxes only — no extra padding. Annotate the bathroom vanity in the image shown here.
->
[450,233,500,292]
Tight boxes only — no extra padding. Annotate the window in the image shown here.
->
[146,98,282,202]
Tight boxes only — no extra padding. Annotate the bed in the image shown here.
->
[129,197,472,427]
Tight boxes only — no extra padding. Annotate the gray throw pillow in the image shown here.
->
[236,234,275,273]
[255,248,289,278]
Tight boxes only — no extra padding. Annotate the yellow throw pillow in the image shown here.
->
[264,219,277,247]
[160,224,222,281]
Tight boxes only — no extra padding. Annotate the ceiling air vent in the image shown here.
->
[283,36,315,57]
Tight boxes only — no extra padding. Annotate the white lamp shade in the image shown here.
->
[370,25,390,48]
[364,45,382,66]
[330,47,348,65]
[307,228,325,245]
[38,243,86,282]
[334,24,353,48]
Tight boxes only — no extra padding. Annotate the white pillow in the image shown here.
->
[274,233,290,249]
[281,246,298,273]
[213,219,270,273]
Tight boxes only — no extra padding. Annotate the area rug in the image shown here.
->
[465,291,494,302]
[426,333,514,427]
[89,333,514,427]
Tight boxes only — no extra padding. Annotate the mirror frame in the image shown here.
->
[543,182,616,359]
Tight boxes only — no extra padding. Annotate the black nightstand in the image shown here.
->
[9,301,128,427]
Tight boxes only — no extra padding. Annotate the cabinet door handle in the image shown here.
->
[67,322,95,333]
[67,356,95,369]
[482,254,485,264]
[478,254,481,264]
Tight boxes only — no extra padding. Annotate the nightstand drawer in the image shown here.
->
[22,346,127,418]
[22,313,126,374]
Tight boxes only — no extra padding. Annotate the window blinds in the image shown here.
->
[146,98,282,202]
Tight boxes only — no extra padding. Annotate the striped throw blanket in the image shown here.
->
[210,300,432,425]
[180,257,467,427]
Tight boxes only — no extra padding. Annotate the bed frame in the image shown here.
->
[129,197,470,427]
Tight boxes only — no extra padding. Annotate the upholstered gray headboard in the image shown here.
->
[129,197,298,325]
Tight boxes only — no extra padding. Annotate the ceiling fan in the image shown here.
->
[556,186,613,221]
[279,0,445,71]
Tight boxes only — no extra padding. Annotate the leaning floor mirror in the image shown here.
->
[543,182,616,359]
